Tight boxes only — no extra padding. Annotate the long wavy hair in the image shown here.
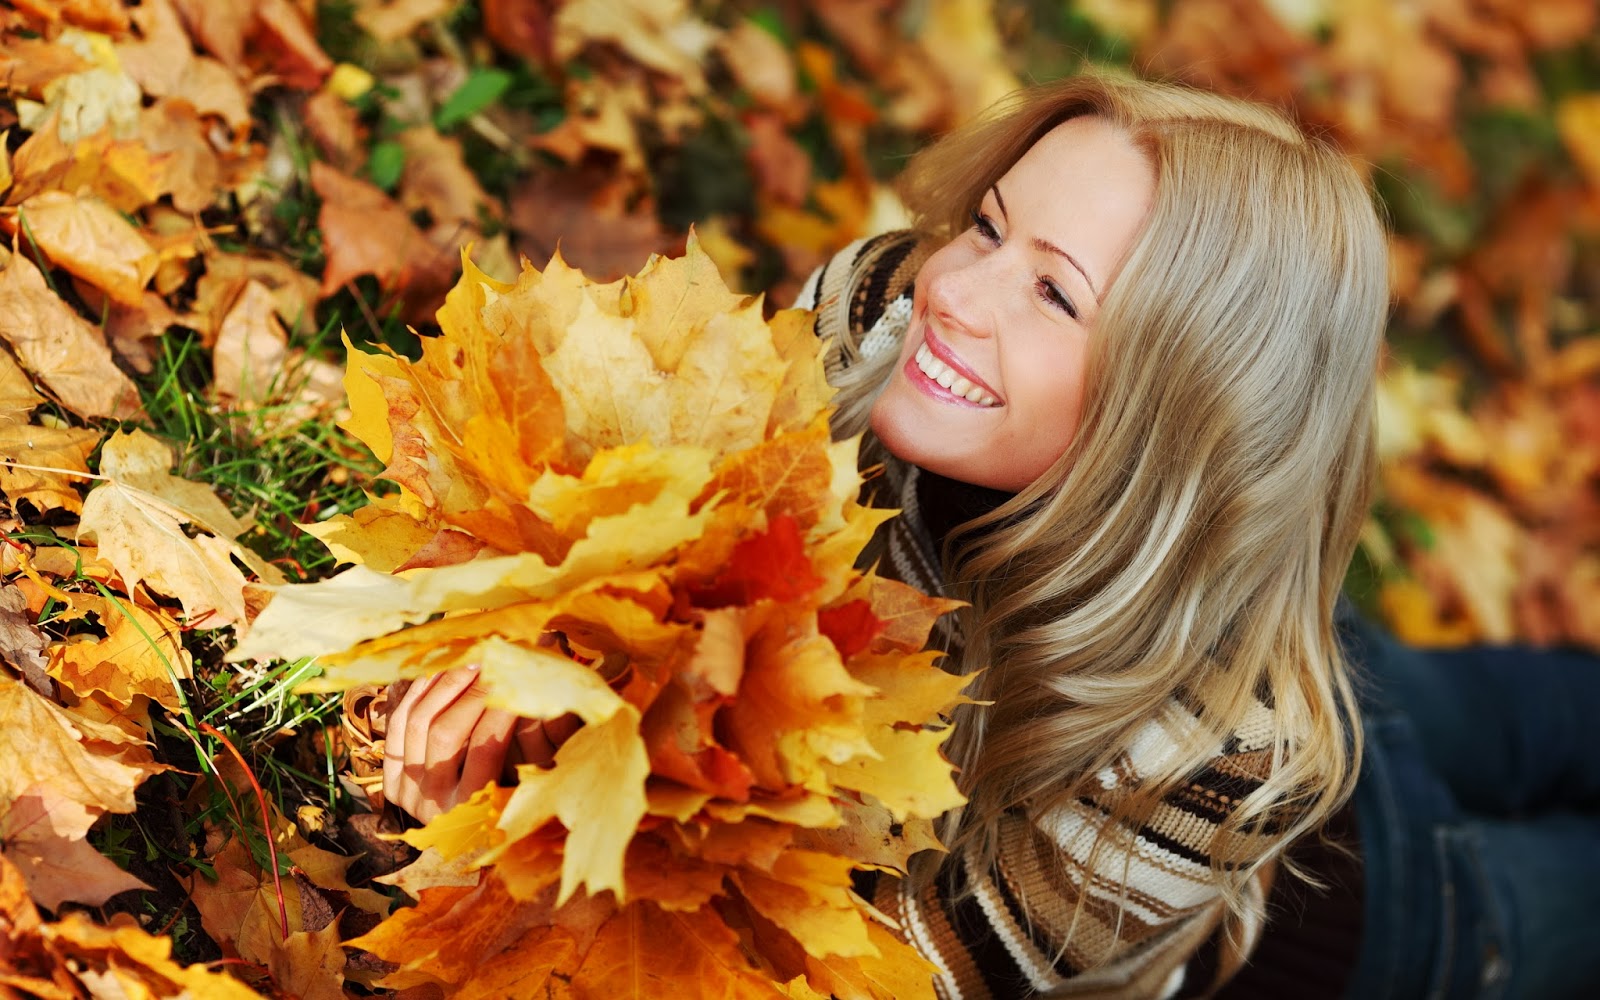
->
[830,74,1388,928]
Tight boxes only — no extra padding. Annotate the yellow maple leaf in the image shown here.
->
[77,429,278,628]
[48,592,192,709]
[0,676,151,832]
[10,190,157,306]
[735,849,876,960]
[490,707,650,905]
[568,903,781,999]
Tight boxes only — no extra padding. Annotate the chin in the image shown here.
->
[869,397,983,488]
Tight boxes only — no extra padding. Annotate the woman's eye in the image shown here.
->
[1036,278,1079,320]
[970,208,1000,243]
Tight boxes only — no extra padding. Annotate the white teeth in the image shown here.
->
[914,342,999,406]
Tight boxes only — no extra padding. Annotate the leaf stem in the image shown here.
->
[198,722,291,940]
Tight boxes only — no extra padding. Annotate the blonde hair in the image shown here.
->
[833,75,1387,931]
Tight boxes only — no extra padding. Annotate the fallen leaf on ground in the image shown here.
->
[0,786,152,910]
[0,252,143,420]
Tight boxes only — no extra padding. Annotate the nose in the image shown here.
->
[924,251,998,339]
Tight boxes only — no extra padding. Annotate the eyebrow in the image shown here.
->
[990,184,1101,302]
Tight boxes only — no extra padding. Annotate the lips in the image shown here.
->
[910,329,1001,406]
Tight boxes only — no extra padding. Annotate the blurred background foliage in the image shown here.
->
[2,0,1600,982]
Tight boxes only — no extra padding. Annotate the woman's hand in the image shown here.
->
[382,667,583,823]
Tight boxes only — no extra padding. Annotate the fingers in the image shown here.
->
[381,666,587,823]
[385,667,482,822]
[383,670,446,804]
[457,708,517,799]
[511,712,584,768]
[412,681,488,814]
[546,712,583,744]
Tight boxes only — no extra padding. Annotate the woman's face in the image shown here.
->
[870,115,1156,492]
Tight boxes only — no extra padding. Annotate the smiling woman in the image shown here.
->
[801,74,1600,1000]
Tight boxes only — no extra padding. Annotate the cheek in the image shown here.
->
[1005,341,1089,454]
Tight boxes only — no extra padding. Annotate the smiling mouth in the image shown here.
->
[913,343,1000,406]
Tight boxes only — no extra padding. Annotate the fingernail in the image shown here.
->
[466,663,481,672]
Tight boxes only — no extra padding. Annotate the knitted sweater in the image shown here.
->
[799,232,1291,1000]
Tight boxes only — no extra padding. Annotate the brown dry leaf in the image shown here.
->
[745,112,812,207]
[184,835,346,998]
[200,249,323,337]
[5,112,77,207]
[0,786,152,911]
[40,130,171,215]
[268,922,348,1000]
[0,853,262,1000]
[170,0,253,70]
[717,20,802,118]
[1143,0,1318,122]
[552,0,718,93]
[1075,0,1160,42]
[397,126,502,230]
[212,278,292,410]
[135,99,228,214]
[356,0,457,41]
[74,283,180,374]
[76,429,273,628]
[0,584,51,694]
[0,344,42,411]
[13,0,130,34]
[251,0,335,90]
[916,0,1022,124]
[1382,463,1523,644]
[118,0,198,95]
[119,0,253,130]
[791,796,942,875]
[1330,0,1461,134]
[303,85,368,174]
[17,55,142,148]
[311,160,454,315]
[0,36,93,96]
[0,251,143,420]
[0,411,100,515]
[9,190,157,306]
[481,0,555,62]
[531,77,648,174]
[510,169,675,283]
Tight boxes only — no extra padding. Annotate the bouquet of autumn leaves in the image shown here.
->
[231,237,970,997]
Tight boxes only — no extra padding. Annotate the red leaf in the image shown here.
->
[817,600,884,661]
[691,515,822,608]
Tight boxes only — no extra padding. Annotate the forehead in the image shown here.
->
[993,116,1156,277]
[1002,115,1148,191]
